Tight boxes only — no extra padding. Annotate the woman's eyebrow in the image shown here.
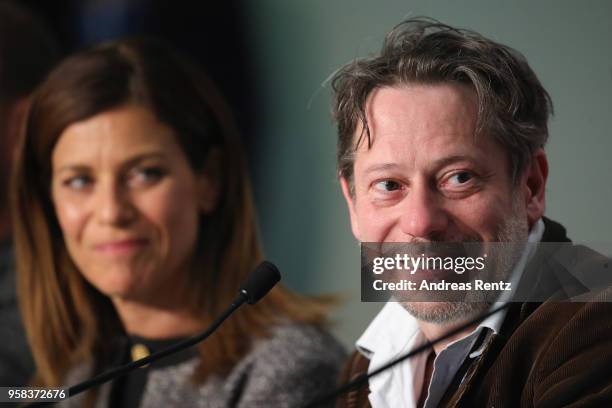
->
[54,164,90,174]
[120,152,168,168]
[54,152,168,174]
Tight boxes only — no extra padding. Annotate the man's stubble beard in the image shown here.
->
[400,195,529,324]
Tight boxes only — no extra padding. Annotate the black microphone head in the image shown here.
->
[240,261,281,304]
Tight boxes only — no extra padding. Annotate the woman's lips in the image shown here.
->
[94,238,149,255]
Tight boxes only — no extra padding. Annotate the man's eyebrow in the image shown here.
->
[430,154,478,170]
[363,155,477,175]
[363,162,401,174]
[55,152,167,174]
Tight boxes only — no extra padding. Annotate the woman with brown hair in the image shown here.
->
[12,37,344,407]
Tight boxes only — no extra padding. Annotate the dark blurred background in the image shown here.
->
[22,0,258,151]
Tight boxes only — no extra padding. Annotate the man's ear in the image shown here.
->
[340,175,361,241]
[522,148,548,226]
[196,148,222,214]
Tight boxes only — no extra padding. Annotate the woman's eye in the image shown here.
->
[62,175,93,190]
[129,166,166,184]
[373,180,402,192]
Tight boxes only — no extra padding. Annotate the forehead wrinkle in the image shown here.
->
[365,83,478,144]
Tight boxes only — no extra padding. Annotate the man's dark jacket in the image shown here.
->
[336,218,612,407]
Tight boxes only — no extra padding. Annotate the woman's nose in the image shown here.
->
[94,182,136,226]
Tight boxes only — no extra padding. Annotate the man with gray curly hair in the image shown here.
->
[333,18,611,407]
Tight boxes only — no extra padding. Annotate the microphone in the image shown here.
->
[303,302,511,408]
[25,261,280,407]
[240,260,281,304]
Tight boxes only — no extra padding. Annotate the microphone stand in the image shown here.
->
[24,291,249,407]
[23,260,280,406]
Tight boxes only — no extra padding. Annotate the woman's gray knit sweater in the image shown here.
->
[60,323,346,407]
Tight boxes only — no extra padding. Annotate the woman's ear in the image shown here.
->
[196,148,222,214]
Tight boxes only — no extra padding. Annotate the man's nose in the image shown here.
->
[398,183,448,240]
[95,182,135,226]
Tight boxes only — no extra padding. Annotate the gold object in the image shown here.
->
[131,343,150,367]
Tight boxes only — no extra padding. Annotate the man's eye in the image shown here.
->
[448,171,473,185]
[62,175,93,190]
[374,180,402,192]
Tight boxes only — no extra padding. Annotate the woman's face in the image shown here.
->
[51,104,216,303]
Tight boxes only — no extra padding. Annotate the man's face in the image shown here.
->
[341,83,536,323]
